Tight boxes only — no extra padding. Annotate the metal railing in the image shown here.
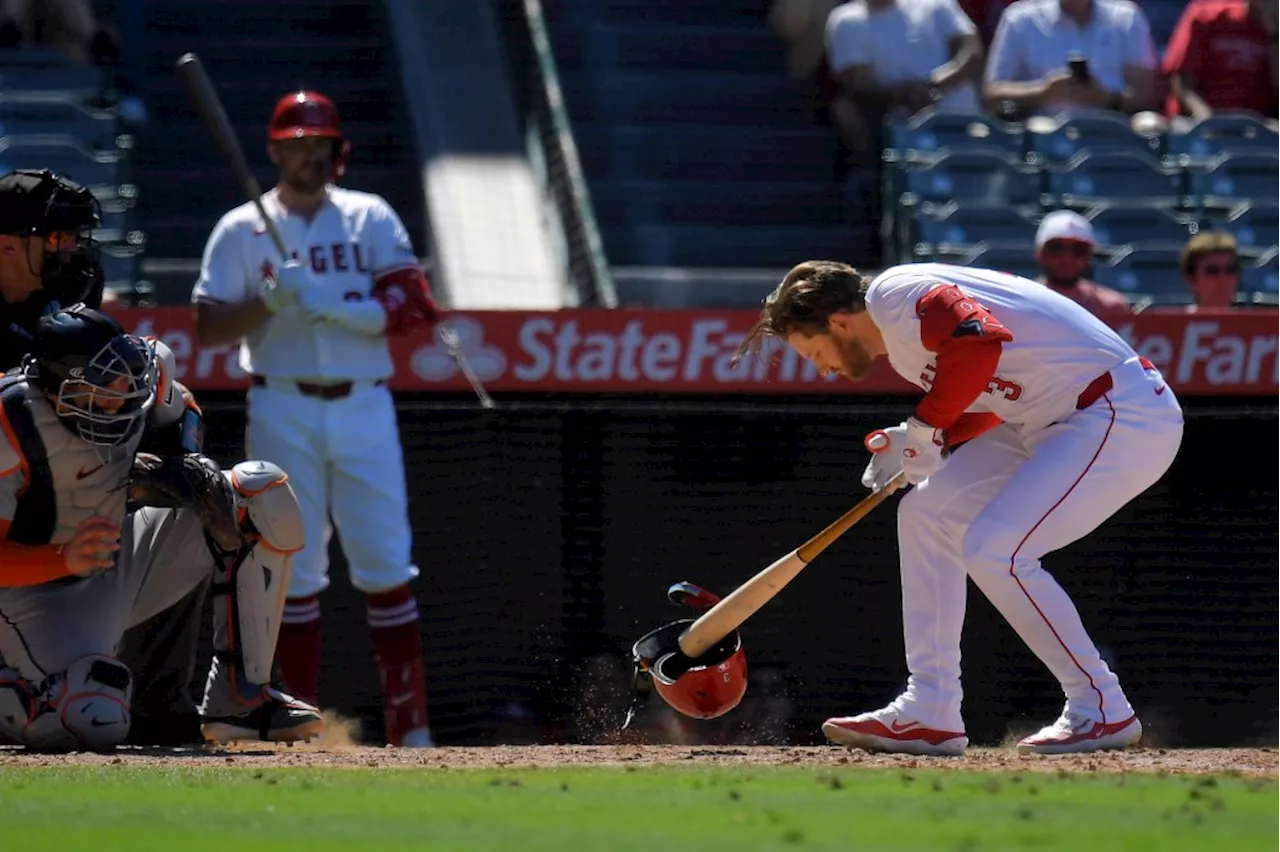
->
[496,0,617,308]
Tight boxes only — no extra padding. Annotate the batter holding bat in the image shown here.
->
[736,259,1183,756]
[192,90,439,747]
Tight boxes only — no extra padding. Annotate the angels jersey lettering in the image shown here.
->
[192,187,419,381]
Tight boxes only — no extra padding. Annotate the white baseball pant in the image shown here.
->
[890,356,1184,732]
[245,379,417,596]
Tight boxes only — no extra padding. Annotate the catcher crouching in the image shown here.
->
[0,305,323,751]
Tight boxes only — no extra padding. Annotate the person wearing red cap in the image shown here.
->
[190,90,441,748]
[1033,211,1134,323]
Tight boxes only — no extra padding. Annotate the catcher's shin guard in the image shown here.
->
[214,461,302,687]
[201,462,322,743]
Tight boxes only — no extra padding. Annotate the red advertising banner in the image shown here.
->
[119,307,1278,396]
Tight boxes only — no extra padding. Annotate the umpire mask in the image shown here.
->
[0,169,104,306]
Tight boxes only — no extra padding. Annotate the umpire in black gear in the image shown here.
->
[0,169,209,745]
[0,169,106,366]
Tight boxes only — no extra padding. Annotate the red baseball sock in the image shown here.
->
[276,594,322,706]
[366,585,429,745]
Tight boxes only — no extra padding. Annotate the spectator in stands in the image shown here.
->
[769,1,848,143]
[824,0,985,164]
[1163,0,1279,123]
[0,0,119,66]
[983,0,1158,120]
[1033,210,1135,321]
[1179,230,1243,309]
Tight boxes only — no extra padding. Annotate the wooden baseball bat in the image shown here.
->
[677,472,907,659]
[175,52,289,262]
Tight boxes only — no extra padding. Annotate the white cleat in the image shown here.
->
[1016,711,1142,755]
[822,702,968,757]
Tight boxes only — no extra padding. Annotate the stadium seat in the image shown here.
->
[885,109,1025,161]
[0,133,125,191]
[0,63,106,98]
[0,96,120,152]
[1165,112,1280,165]
[958,241,1043,281]
[1185,151,1280,209]
[1092,243,1187,300]
[1213,200,1280,252]
[1084,203,1195,248]
[897,150,1042,207]
[1026,111,1163,165]
[911,202,1037,250]
[1045,150,1184,209]
[1239,247,1279,300]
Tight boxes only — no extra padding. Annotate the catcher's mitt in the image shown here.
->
[128,452,242,552]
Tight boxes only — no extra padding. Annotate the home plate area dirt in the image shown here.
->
[0,744,1275,777]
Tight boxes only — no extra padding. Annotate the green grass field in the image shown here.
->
[1,763,1275,851]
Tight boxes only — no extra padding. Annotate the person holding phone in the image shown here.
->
[981,0,1158,117]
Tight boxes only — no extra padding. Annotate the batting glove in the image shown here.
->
[260,259,310,313]
[861,423,908,493]
[298,288,388,336]
[901,416,947,484]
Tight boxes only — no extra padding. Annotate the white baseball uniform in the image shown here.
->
[192,186,427,597]
[864,262,1184,732]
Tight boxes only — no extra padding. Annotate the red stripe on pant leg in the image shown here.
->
[1006,395,1116,724]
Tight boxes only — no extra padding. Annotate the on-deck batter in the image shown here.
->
[192,90,440,747]
[737,260,1183,756]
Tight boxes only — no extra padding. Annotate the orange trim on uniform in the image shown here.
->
[229,470,303,554]
[0,539,73,587]
[0,405,30,490]
[230,468,290,497]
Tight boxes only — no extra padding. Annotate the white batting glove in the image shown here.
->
[296,286,347,322]
[901,416,947,484]
[861,423,908,493]
[260,259,311,313]
[298,288,388,336]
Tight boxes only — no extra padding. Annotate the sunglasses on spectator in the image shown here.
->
[1198,262,1240,276]
[1042,241,1091,257]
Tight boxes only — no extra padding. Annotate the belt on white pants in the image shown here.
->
[250,375,386,400]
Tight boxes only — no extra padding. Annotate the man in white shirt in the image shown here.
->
[192,90,441,748]
[983,0,1158,117]
[825,0,986,159]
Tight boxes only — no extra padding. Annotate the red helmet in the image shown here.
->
[267,90,352,180]
[632,619,748,720]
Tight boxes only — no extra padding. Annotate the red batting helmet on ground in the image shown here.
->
[268,90,352,180]
[631,618,748,720]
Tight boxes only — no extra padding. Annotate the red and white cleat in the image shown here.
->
[822,702,968,756]
[1016,710,1142,755]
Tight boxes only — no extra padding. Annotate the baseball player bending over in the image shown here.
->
[0,306,323,750]
[738,260,1183,756]
[192,90,440,747]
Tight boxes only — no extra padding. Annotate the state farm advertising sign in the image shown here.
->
[118,307,1278,396]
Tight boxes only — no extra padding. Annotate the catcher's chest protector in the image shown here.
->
[0,379,137,545]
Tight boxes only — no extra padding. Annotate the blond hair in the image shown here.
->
[1180,231,1238,278]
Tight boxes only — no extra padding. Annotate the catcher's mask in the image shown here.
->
[268,90,352,181]
[0,169,103,305]
[25,305,157,448]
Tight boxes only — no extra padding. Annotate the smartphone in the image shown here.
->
[1067,53,1090,82]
